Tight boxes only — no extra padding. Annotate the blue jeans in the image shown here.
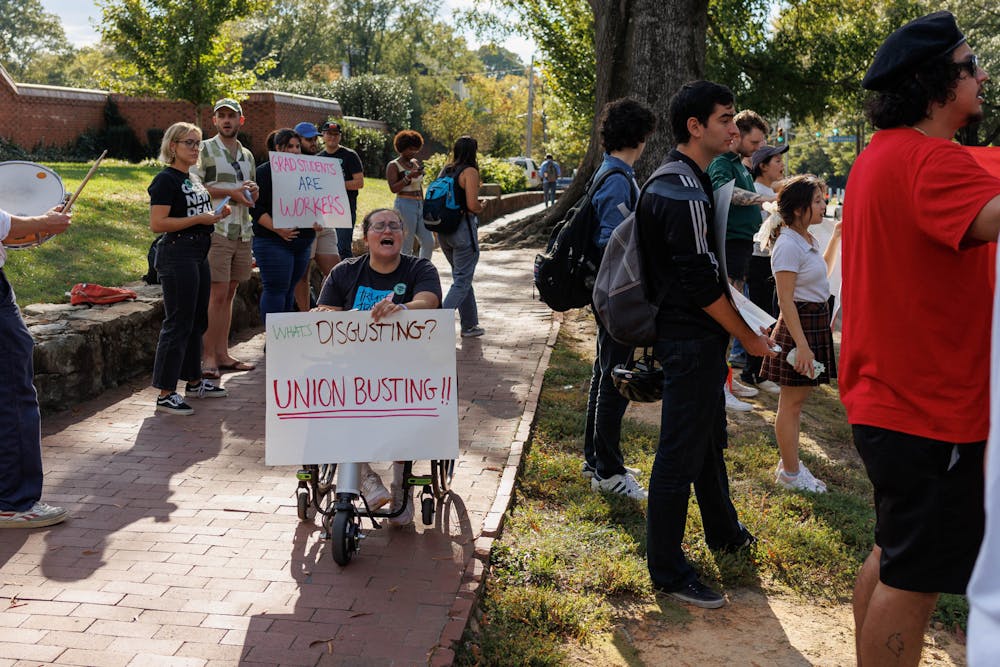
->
[543,181,557,206]
[647,334,747,590]
[253,234,313,321]
[395,197,434,259]
[584,315,633,478]
[151,233,211,390]
[336,227,354,259]
[439,216,479,330]
[0,269,43,511]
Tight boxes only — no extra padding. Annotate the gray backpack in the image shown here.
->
[592,160,705,347]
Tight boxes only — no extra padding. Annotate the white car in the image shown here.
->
[505,157,542,189]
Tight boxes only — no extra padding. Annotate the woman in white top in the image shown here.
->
[759,175,841,493]
[386,130,434,259]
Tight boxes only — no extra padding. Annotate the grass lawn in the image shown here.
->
[454,312,968,665]
[4,159,395,307]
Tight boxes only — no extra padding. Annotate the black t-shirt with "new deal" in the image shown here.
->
[147,167,215,235]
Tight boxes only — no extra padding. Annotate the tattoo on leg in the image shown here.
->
[885,632,904,658]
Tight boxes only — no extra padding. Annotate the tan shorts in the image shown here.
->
[207,234,253,283]
[311,228,340,258]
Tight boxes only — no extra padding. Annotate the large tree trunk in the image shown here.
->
[482,0,708,248]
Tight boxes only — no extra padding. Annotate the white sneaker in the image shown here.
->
[360,469,391,510]
[729,379,759,398]
[757,380,781,394]
[592,472,648,500]
[388,463,414,526]
[0,501,67,529]
[582,463,642,479]
[724,386,753,412]
[776,461,827,493]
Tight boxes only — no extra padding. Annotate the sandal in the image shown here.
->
[202,367,221,380]
[219,360,255,372]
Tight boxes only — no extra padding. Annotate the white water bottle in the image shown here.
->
[786,347,825,380]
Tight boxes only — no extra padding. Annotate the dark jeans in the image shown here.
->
[647,334,747,590]
[0,269,43,511]
[253,235,313,321]
[151,234,211,390]
[584,315,633,478]
[336,226,354,259]
[742,254,777,383]
[439,216,480,330]
[543,181,557,206]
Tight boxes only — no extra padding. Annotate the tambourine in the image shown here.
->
[0,150,106,250]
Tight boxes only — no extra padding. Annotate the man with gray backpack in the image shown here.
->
[604,81,774,609]
[583,98,656,500]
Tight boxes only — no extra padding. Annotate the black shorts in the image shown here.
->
[725,239,753,282]
[853,424,985,594]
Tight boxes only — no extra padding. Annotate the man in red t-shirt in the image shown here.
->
[842,11,1000,666]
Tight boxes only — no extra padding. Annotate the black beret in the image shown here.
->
[862,11,966,91]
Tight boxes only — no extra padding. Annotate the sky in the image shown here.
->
[39,0,536,64]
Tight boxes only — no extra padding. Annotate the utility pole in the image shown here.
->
[525,56,535,158]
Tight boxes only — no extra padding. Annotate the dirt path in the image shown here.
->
[558,310,967,667]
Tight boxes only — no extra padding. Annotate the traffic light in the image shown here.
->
[776,127,785,144]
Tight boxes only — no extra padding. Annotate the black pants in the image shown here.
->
[742,254,777,383]
[584,315,633,479]
[151,234,211,390]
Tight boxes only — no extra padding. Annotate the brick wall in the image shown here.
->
[1,65,350,162]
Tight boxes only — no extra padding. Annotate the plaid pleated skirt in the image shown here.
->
[760,301,837,387]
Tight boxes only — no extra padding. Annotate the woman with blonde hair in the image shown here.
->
[148,122,230,415]
[759,174,841,492]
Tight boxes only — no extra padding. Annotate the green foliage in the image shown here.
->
[422,153,527,194]
[332,118,392,178]
[269,75,413,131]
[477,45,525,79]
[945,0,1000,145]
[0,0,70,79]
[97,0,275,105]
[16,45,119,90]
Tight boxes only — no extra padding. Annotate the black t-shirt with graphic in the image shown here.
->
[318,255,441,311]
[147,167,215,235]
[317,147,364,224]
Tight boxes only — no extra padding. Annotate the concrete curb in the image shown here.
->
[429,311,563,665]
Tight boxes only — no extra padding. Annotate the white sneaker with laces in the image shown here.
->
[724,386,753,412]
[592,472,648,500]
[730,379,759,398]
[776,461,827,493]
[0,501,67,528]
[360,468,391,510]
[757,380,781,394]
[582,463,642,479]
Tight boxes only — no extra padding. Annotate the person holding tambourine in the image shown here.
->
[0,205,72,528]
[148,122,231,415]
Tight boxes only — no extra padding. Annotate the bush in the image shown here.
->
[331,118,391,178]
[421,153,527,194]
[269,74,413,131]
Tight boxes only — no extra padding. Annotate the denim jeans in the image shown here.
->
[336,227,354,259]
[151,234,211,390]
[253,234,313,321]
[439,216,479,330]
[395,197,434,259]
[0,269,43,511]
[647,334,747,590]
[543,181,557,206]
[584,315,633,478]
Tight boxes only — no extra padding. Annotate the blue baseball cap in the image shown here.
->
[294,122,319,139]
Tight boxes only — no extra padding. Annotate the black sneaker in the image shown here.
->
[185,380,228,399]
[662,580,726,609]
[156,392,194,415]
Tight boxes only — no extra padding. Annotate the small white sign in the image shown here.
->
[264,310,459,465]
[269,152,352,229]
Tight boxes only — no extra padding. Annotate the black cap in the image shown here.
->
[751,144,788,172]
[862,11,966,91]
[320,121,342,133]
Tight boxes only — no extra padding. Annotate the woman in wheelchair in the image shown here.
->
[313,208,442,524]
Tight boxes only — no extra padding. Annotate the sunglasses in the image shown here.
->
[174,139,200,148]
[955,54,979,78]
[369,220,403,232]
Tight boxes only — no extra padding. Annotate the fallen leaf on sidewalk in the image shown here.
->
[308,638,335,652]
[349,612,371,618]
[387,586,398,593]
[82,550,97,555]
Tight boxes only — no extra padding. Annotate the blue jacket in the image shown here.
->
[591,154,639,248]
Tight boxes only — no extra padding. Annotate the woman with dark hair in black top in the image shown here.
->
[437,136,485,337]
[148,122,231,415]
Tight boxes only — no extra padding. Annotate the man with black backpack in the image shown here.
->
[539,153,561,207]
[583,98,656,500]
[639,81,775,609]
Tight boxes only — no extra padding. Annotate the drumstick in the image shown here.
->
[63,150,108,213]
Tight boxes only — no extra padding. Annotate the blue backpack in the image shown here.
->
[423,166,467,234]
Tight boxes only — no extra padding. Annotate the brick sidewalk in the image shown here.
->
[0,248,555,667]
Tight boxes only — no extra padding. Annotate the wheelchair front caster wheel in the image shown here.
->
[331,510,359,566]
[296,487,310,522]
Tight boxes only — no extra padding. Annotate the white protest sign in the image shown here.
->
[264,310,459,465]
[269,151,352,229]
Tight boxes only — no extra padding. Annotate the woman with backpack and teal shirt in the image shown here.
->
[437,136,485,338]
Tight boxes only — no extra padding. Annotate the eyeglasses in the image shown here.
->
[174,139,200,148]
[955,54,979,78]
[369,220,403,232]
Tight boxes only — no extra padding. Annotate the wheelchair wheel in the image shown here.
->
[330,509,359,566]
[431,459,454,499]
[421,496,435,526]
[296,486,310,522]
